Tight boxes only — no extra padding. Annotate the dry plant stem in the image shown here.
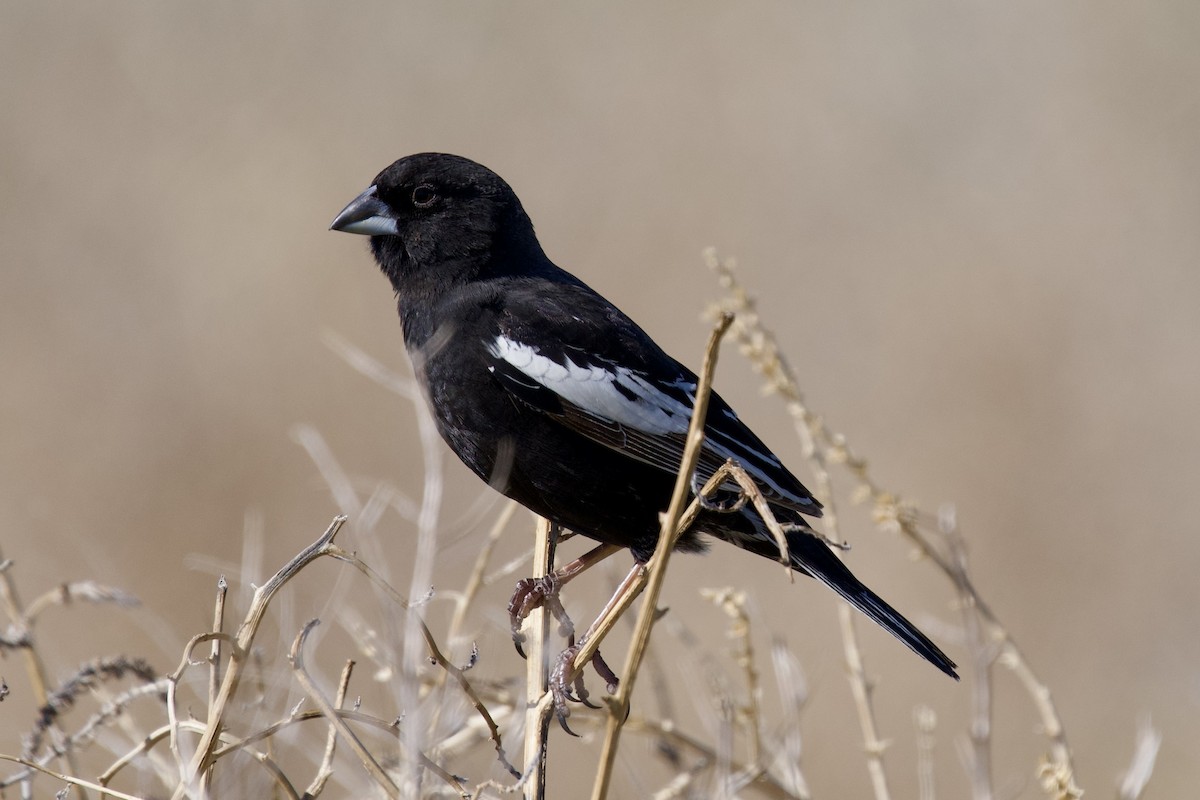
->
[589,312,733,800]
[167,631,233,790]
[10,679,172,788]
[325,545,520,778]
[203,575,227,799]
[248,752,300,800]
[0,547,88,798]
[914,706,937,800]
[0,755,144,800]
[624,717,802,800]
[0,545,49,704]
[708,250,1080,794]
[0,679,170,793]
[749,301,893,798]
[401,396,446,792]
[100,712,395,798]
[945,510,996,800]
[100,720,204,790]
[293,622,469,798]
[707,249,895,800]
[99,697,409,799]
[703,589,763,776]
[523,517,557,800]
[767,640,812,799]
[839,606,892,800]
[561,460,752,688]
[171,515,348,800]
[306,658,355,798]
[207,576,227,715]
[21,581,139,625]
[427,500,518,750]
[446,499,520,652]
[567,561,647,676]
[103,706,409,785]
[291,620,403,799]
[567,461,769,681]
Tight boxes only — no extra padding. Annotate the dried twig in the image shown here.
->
[170,515,348,800]
[704,249,894,800]
[203,575,227,798]
[428,499,519,756]
[306,658,355,798]
[326,545,521,778]
[700,588,763,771]
[446,499,520,654]
[706,248,1081,797]
[914,706,938,800]
[21,581,140,626]
[0,545,89,796]
[290,620,402,798]
[24,656,158,763]
[0,754,145,800]
[523,517,558,800]
[589,311,733,800]
[942,505,995,800]
[767,638,811,799]
[624,717,805,800]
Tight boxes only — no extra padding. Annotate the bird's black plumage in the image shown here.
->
[331,153,957,679]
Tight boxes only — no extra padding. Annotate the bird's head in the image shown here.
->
[331,153,543,291]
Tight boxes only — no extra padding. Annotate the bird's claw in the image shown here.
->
[508,569,624,732]
[549,641,621,733]
[689,470,746,513]
[508,574,576,658]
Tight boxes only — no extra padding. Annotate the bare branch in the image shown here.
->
[171,515,348,800]
[290,619,402,798]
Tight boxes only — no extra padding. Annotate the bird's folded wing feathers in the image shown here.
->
[483,333,822,517]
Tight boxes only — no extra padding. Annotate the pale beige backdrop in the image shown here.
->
[2,3,1197,798]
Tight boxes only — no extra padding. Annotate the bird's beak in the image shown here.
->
[330,185,399,235]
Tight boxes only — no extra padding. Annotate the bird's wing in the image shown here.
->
[483,283,822,517]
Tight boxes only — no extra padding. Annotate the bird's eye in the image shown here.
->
[412,184,437,207]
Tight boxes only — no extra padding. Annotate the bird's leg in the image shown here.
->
[548,560,646,733]
[508,542,622,658]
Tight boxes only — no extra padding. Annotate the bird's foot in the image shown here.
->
[549,641,621,736]
[689,469,747,513]
[508,574,576,658]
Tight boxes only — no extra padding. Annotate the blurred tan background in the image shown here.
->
[2,2,1198,797]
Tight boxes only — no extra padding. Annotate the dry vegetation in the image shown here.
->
[0,255,1159,799]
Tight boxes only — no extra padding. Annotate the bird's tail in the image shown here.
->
[711,509,959,679]
[785,529,958,679]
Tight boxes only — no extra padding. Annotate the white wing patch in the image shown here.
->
[487,335,691,434]
[487,334,811,509]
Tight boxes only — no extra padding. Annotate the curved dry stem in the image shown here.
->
[428,500,519,761]
[0,754,146,800]
[100,719,207,789]
[326,545,520,779]
[290,619,402,798]
[170,515,348,800]
[706,248,1080,796]
[21,581,139,627]
[701,588,763,773]
[0,545,89,795]
[306,658,355,798]
[624,717,805,800]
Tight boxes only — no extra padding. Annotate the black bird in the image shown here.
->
[331,153,957,691]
